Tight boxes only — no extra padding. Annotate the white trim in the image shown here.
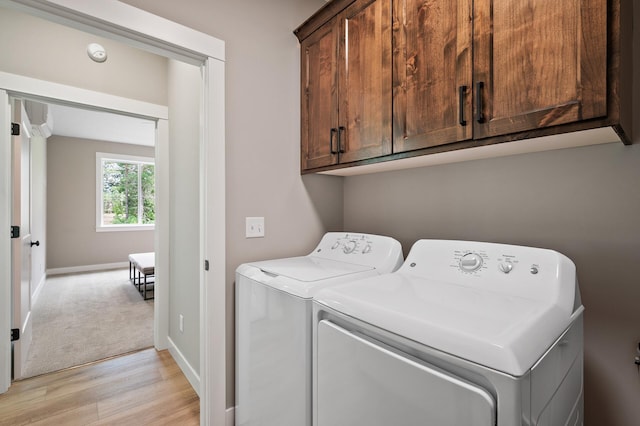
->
[200,57,226,426]
[97,152,155,165]
[321,127,622,176]
[95,225,154,233]
[154,119,169,351]
[17,310,32,379]
[226,407,235,426]
[0,71,168,120]
[168,336,201,397]
[46,261,128,276]
[31,273,46,305]
[0,90,11,394]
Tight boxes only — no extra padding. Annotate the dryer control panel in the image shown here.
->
[311,233,403,274]
[400,239,576,309]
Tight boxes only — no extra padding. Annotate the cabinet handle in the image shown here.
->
[476,81,485,123]
[330,128,338,154]
[459,85,467,126]
[338,126,346,153]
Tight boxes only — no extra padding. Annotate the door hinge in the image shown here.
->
[11,122,20,136]
[10,226,20,239]
[204,259,210,271]
[11,328,19,342]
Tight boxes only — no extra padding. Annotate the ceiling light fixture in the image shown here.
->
[87,43,107,63]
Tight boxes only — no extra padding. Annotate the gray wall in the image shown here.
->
[0,7,167,105]
[46,136,154,269]
[167,59,201,371]
[343,141,640,426]
[119,0,344,406]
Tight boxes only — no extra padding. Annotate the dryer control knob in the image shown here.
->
[362,244,372,254]
[460,253,483,272]
[343,240,357,254]
[498,261,513,274]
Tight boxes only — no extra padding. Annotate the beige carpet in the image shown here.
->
[22,268,154,378]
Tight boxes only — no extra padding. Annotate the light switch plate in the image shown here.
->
[246,217,265,238]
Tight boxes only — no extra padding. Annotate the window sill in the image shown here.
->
[96,225,155,233]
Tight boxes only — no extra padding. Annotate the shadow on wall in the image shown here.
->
[583,309,640,426]
[302,173,344,232]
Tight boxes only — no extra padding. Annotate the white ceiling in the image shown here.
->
[47,103,156,147]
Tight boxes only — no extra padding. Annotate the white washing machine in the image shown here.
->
[313,239,584,426]
[235,232,403,426]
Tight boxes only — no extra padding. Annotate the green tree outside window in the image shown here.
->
[101,159,154,226]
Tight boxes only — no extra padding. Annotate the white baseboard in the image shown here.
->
[31,273,46,305]
[167,336,201,397]
[226,406,235,426]
[47,262,128,276]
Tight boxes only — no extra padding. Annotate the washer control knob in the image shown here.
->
[498,261,513,274]
[530,266,539,275]
[343,240,357,254]
[460,253,483,272]
[331,241,340,250]
[362,244,372,254]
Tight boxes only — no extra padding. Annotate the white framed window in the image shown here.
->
[96,152,155,232]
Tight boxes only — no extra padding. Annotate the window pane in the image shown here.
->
[102,161,119,225]
[102,161,139,225]
[142,164,155,224]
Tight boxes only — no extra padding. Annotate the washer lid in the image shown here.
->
[315,273,580,376]
[250,256,374,282]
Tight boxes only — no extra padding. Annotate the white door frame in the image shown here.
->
[0,1,226,425]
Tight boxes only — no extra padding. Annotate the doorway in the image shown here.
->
[15,99,157,378]
[0,1,226,425]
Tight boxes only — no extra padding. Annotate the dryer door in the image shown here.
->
[316,320,496,426]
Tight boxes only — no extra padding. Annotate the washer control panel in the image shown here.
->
[312,232,403,273]
[327,234,374,255]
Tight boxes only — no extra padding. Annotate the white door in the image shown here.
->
[10,99,33,380]
[0,90,12,393]
[316,320,496,426]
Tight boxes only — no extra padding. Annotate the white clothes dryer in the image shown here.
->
[235,232,403,426]
[313,239,584,426]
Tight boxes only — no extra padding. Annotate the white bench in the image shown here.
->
[128,252,155,300]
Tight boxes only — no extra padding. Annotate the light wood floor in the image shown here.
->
[0,348,199,425]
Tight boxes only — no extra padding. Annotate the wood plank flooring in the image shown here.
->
[0,348,199,425]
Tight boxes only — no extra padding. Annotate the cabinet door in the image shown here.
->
[473,0,607,139]
[393,0,473,153]
[337,0,392,163]
[301,18,340,170]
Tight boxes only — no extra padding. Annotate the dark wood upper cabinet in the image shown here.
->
[300,19,340,170]
[339,0,392,164]
[392,0,473,153]
[472,0,608,139]
[298,0,392,171]
[296,0,630,174]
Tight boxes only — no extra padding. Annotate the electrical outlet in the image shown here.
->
[246,217,265,238]
[179,314,184,333]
